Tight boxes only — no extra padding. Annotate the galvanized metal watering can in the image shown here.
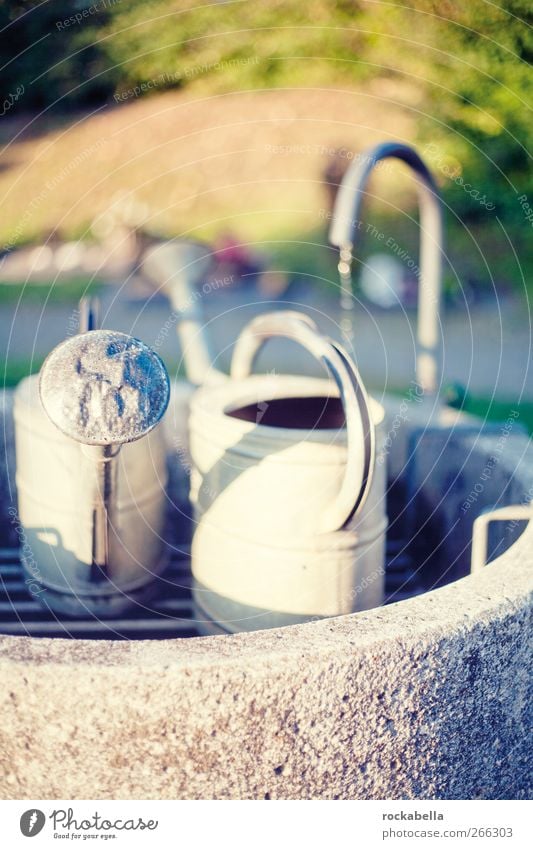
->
[13,310,170,616]
[189,311,387,633]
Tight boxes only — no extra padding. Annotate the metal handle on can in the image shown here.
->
[471,504,532,573]
[230,311,375,533]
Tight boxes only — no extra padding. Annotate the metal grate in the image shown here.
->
[0,547,201,640]
[384,538,422,603]
[0,534,422,640]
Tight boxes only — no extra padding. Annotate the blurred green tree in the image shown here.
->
[0,0,530,280]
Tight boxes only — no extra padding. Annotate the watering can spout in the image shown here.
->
[329,141,443,400]
[142,240,222,386]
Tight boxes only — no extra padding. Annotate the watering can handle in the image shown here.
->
[231,311,375,533]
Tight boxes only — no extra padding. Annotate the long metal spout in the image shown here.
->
[142,241,216,386]
[329,141,443,398]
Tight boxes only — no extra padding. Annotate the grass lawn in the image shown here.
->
[383,388,533,437]
[461,396,533,437]
[1,358,45,388]
[0,278,103,305]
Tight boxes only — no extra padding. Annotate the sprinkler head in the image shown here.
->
[39,330,170,577]
[39,330,170,447]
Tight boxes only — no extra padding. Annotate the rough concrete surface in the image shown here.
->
[0,391,531,800]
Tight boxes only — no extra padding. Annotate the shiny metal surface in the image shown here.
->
[39,330,170,446]
[329,141,443,398]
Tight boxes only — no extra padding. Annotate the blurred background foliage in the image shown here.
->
[0,0,531,294]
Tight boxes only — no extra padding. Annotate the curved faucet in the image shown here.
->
[329,141,443,399]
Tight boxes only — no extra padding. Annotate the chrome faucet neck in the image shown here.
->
[329,141,443,399]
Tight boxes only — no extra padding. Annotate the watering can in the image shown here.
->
[143,142,445,474]
[142,244,388,631]
[13,302,170,616]
[135,142,447,631]
[189,311,387,633]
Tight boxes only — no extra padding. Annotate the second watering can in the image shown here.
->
[14,328,170,617]
[189,311,387,633]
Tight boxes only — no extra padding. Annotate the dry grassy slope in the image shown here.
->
[0,85,415,248]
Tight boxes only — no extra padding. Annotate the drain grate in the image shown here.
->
[0,547,200,640]
[0,534,422,640]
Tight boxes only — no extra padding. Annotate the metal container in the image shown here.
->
[14,368,169,617]
[190,312,387,633]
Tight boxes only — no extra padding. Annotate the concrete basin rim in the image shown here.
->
[0,524,530,671]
